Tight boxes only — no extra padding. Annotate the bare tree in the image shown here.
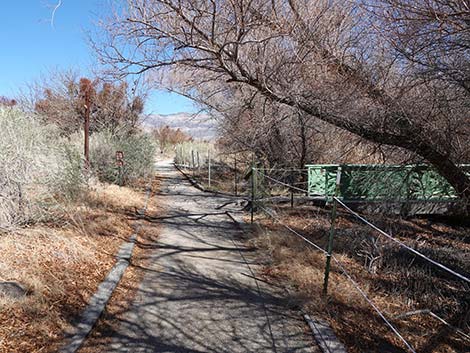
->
[372,0,470,94]
[153,125,192,151]
[96,0,470,206]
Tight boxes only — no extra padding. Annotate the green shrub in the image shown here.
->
[53,143,85,199]
[79,129,157,185]
[115,131,157,183]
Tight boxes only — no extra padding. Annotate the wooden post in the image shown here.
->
[323,166,342,297]
[83,87,91,172]
[116,151,124,186]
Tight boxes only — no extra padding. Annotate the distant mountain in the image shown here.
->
[140,112,218,140]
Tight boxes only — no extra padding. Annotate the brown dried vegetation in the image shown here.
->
[251,206,469,353]
[0,177,160,353]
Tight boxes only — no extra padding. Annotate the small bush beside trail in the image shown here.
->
[0,107,84,230]
[86,130,157,184]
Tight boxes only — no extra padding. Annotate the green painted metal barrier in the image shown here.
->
[306,164,470,202]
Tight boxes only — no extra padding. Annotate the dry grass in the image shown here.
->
[0,176,160,353]
[250,206,470,353]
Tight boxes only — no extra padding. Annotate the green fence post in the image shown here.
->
[234,157,238,196]
[290,171,294,208]
[323,166,342,297]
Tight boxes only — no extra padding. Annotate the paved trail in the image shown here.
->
[103,160,319,353]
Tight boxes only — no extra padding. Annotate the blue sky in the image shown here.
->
[0,0,194,115]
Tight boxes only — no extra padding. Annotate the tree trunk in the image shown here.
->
[416,144,470,210]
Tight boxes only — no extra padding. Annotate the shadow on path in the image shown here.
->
[81,160,318,353]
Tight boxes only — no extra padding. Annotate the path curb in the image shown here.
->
[60,235,137,353]
[60,184,152,353]
[304,314,348,353]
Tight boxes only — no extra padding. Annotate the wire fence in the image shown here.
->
[249,167,470,353]
[174,143,251,195]
[333,197,469,284]
[172,149,469,351]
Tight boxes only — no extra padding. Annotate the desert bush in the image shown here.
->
[0,108,85,230]
[0,107,155,230]
[53,143,85,199]
[74,129,157,184]
[116,131,157,182]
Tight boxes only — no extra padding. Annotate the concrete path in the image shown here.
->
[102,160,319,353]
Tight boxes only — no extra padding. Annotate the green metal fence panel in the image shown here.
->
[306,164,470,202]
[341,165,411,201]
[307,165,338,197]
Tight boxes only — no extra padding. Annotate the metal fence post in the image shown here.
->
[197,151,200,177]
[290,171,294,208]
[251,165,257,224]
[234,157,238,196]
[208,149,211,189]
[191,149,195,176]
[323,166,342,296]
